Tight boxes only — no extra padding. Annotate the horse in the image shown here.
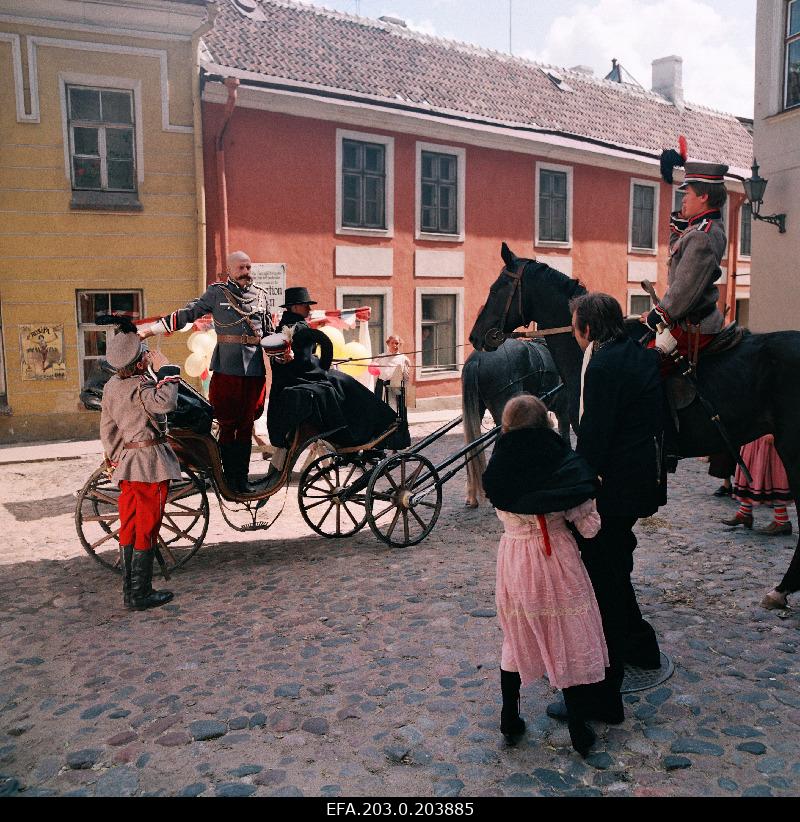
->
[462,339,568,507]
[468,242,800,605]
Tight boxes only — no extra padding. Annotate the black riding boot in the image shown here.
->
[562,688,596,758]
[235,441,254,494]
[500,669,526,745]
[122,545,133,608]
[129,549,173,611]
[219,442,242,494]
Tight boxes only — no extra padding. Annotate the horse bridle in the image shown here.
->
[485,260,526,350]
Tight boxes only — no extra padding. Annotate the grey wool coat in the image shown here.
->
[156,278,274,377]
[647,211,726,334]
[100,365,183,484]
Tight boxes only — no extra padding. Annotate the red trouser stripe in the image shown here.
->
[118,480,170,551]
[208,372,266,444]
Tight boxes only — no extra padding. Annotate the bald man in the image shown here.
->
[139,251,275,493]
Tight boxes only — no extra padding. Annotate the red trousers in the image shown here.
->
[118,480,169,551]
[208,372,266,444]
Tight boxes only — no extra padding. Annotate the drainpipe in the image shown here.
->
[727,196,740,322]
[191,4,217,294]
[216,76,239,271]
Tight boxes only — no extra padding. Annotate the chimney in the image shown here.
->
[652,55,684,109]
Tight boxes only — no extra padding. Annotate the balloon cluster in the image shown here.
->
[318,326,370,378]
[184,329,216,380]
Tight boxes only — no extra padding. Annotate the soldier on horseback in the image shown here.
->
[643,160,729,365]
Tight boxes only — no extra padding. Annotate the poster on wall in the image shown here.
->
[20,324,66,381]
[250,263,286,320]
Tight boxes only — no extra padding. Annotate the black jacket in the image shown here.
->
[576,336,666,518]
[482,427,599,514]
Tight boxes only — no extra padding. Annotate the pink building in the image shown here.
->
[200,0,753,406]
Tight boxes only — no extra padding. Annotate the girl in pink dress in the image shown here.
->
[482,394,608,757]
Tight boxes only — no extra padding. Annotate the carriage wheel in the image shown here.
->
[298,453,372,538]
[366,453,442,547]
[75,465,209,574]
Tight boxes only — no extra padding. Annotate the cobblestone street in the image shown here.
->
[1,425,799,797]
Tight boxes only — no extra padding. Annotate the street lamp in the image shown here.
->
[743,160,786,233]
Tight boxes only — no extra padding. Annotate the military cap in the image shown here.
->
[107,330,145,370]
[679,161,729,189]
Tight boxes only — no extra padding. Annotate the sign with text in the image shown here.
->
[251,263,286,318]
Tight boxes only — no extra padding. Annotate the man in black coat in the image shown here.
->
[550,292,668,723]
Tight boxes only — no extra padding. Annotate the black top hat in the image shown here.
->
[280,287,317,308]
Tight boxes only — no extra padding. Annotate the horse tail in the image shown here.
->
[462,352,486,507]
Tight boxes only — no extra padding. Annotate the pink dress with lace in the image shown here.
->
[495,499,609,688]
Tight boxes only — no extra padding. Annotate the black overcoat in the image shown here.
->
[576,336,667,518]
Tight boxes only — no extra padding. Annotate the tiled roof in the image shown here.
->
[202,0,753,172]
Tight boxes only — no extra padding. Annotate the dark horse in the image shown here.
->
[462,340,568,507]
[469,242,800,605]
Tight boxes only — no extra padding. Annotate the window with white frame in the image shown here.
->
[740,202,752,258]
[342,138,386,229]
[536,163,571,245]
[421,294,457,373]
[630,180,658,252]
[68,86,136,192]
[786,0,800,109]
[415,141,467,240]
[628,291,653,317]
[77,290,143,386]
[341,293,385,355]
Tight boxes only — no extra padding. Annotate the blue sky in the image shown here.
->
[299,0,756,116]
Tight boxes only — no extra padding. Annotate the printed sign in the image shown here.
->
[20,324,66,381]
[251,263,286,318]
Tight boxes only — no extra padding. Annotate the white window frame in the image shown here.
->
[628,178,659,255]
[336,128,394,237]
[335,286,394,352]
[415,141,466,242]
[415,287,463,381]
[739,201,753,261]
[535,161,573,248]
[626,287,654,317]
[786,0,800,110]
[76,289,144,388]
[59,73,144,186]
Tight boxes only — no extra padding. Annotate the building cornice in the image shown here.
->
[0,0,212,39]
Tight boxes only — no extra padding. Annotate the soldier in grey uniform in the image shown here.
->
[139,250,276,493]
[644,160,728,362]
[100,317,181,611]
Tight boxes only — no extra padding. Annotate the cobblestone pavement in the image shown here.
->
[0,425,798,798]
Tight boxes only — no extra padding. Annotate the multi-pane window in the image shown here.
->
[342,139,386,229]
[787,0,800,109]
[421,294,456,373]
[631,183,656,250]
[538,169,568,243]
[740,202,752,257]
[77,290,142,385]
[342,294,384,356]
[421,151,458,234]
[68,86,135,191]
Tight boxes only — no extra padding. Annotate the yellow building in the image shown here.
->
[0,0,214,442]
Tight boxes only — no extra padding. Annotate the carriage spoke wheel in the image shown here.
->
[298,453,371,538]
[75,465,210,575]
[366,453,442,547]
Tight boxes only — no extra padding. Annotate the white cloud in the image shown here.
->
[518,0,754,117]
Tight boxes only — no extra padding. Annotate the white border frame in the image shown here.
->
[414,286,463,381]
[335,128,394,237]
[59,74,145,185]
[738,201,753,261]
[628,178,659,255]
[415,140,466,242]
[535,161,573,248]
[335,286,393,347]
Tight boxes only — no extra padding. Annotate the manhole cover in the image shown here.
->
[621,652,674,693]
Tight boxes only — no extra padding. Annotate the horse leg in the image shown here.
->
[463,396,487,508]
[766,433,800,606]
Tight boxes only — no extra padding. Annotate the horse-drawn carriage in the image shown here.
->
[74,359,526,574]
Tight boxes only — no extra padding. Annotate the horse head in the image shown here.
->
[469,243,533,351]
